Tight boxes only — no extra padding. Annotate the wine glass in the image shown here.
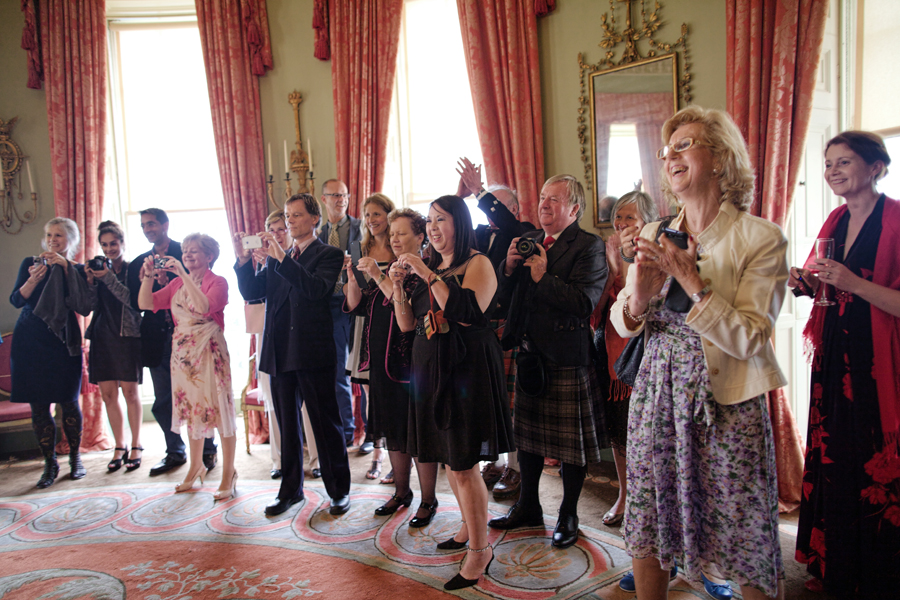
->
[814,238,835,306]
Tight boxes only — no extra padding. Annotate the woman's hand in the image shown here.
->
[396,253,430,280]
[789,266,818,296]
[40,251,68,268]
[160,255,186,278]
[388,261,409,284]
[619,225,641,259]
[250,248,268,264]
[27,263,48,285]
[142,255,158,281]
[812,258,860,294]
[636,235,704,294]
[356,256,383,280]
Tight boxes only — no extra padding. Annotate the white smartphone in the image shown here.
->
[242,235,263,249]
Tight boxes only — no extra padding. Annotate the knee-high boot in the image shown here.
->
[31,404,59,489]
[61,401,85,480]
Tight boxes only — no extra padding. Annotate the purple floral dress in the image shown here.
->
[624,279,783,597]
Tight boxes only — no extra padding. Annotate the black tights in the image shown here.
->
[30,401,82,461]
[518,449,587,517]
[388,450,438,505]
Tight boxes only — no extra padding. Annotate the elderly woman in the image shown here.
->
[611,106,789,600]
[592,191,658,527]
[391,196,514,590]
[793,131,900,598]
[138,233,236,500]
[9,217,93,488]
[85,221,144,472]
[345,208,440,524]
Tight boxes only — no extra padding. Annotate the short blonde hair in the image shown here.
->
[182,233,220,268]
[43,217,80,260]
[265,209,286,229]
[660,106,755,212]
[543,174,586,221]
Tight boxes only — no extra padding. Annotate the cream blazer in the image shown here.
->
[610,201,789,405]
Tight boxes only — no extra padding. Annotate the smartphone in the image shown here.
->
[791,267,814,297]
[348,240,368,288]
[661,227,689,250]
[242,235,263,249]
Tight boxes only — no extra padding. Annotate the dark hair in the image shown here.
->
[97,220,125,243]
[285,193,321,227]
[139,208,169,224]
[425,195,475,271]
[826,131,892,180]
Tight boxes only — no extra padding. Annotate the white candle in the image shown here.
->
[283,140,289,174]
[307,138,313,169]
[26,160,34,193]
[267,142,272,176]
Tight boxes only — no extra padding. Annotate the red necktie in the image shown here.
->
[291,246,300,260]
[543,236,555,250]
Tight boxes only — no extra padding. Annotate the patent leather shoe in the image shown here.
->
[443,546,493,591]
[329,495,351,515]
[374,489,413,516]
[310,468,322,479]
[409,499,438,528]
[265,495,304,516]
[270,468,282,479]
[551,513,579,548]
[488,502,543,530]
[149,454,187,476]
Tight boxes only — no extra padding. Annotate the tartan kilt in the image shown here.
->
[513,362,608,466]
[490,319,517,411]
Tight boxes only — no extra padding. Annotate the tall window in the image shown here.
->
[106,20,247,396]
[383,0,488,225]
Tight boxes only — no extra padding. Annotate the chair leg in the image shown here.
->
[243,405,251,454]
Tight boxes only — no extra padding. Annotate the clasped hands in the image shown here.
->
[629,234,703,309]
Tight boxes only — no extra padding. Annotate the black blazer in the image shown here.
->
[496,221,607,367]
[126,240,183,367]
[474,192,535,271]
[235,239,343,375]
[317,215,362,287]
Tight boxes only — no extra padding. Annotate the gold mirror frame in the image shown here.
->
[577,0,691,229]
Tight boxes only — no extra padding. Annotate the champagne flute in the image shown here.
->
[814,238,835,306]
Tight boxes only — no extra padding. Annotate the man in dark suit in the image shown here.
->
[235,194,351,517]
[316,179,362,447]
[489,175,608,549]
[127,208,217,476]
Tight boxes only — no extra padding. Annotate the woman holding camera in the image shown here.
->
[85,221,144,472]
[611,107,789,600]
[391,196,514,591]
[138,233,237,500]
[10,217,93,488]
[792,131,900,599]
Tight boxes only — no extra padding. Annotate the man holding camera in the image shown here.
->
[127,208,217,476]
[489,175,608,549]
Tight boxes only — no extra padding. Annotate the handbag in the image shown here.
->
[515,350,547,397]
[424,281,449,339]
[613,332,645,387]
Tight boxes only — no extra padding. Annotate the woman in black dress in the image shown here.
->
[9,217,93,488]
[85,221,144,472]
[793,131,900,599]
[345,208,439,524]
[390,196,515,591]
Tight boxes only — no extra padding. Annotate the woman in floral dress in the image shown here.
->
[611,106,789,600]
[139,233,236,500]
[792,131,900,599]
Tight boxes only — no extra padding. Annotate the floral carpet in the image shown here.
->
[0,481,714,599]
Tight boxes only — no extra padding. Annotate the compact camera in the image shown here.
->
[32,256,48,266]
[516,237,538,260]
[242,235,263,249]
[154,257,169,269]
[87,255,112,271]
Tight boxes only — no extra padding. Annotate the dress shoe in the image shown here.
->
[203,453,217,473]
[265,495,304,516]
[619,565,677,592]
[437,537,467,550]
[444,546,493,591]
[37,459,59,489]
[174,468,205,493]
[69,453,86,480]
[492,467,521,500]
[213,471,238,501]
[310,468,322,479]
[329,495,351,515]
[480,462,504,487]
[701,572,734,600]
[551,513,579,548]
[488,502,544,530]
[270,469,282,479]
[149,454,187,476]
[358,441,375,455]
[374,489,413,516]
[409,499,438,528]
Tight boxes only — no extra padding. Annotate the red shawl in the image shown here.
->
[802,196,900,454]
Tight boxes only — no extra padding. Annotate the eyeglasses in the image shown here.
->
[324,193,349,199]
[657,137,710,160]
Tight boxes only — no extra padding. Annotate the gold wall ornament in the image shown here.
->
[577,0,691,195]
[287,90,315,199]
[0,117,39,235]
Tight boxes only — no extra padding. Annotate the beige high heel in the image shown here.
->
[175,468,205,493]
[213,471,238,501]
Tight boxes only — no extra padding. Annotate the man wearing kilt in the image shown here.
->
[489,174,609,548]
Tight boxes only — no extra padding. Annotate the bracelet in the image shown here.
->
[392,291,408,305]
[623,295,650,322]
[376,273,386,285]
[620,247,635,264]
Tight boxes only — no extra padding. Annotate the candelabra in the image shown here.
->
[0,117,39,235]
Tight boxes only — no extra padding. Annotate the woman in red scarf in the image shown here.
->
[792,131,900,599]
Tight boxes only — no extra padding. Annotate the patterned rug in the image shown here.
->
[0,481,715,599]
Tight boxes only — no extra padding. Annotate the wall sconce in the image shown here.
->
[0,117,39,235]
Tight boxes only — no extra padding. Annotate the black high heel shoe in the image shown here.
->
[437,519,467,550]
[108,447,128,472]
[444,545,494,591]
[125,447,143,471]
[374,489,413,516]
[409,499,438,528]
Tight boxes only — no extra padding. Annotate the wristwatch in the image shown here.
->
[691,284,712,303]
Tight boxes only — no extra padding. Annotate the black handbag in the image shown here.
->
[612,333,644,387]
[515,350,547,397]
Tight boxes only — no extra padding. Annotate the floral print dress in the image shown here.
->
[170,285,235,440]
[624,279,783,597]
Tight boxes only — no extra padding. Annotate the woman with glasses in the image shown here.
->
[611,106,789,600]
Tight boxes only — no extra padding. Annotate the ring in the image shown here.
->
[631,239,637,247]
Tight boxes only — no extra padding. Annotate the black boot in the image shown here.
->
[37,458,59,489]
[69,452,86,480]
[61,401,85,480]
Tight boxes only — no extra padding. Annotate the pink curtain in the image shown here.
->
[21,0,42,89]
[457,0,544,224]
[330,0,403,216]
[195,0,271,239]
[38,0,111,453]
[727,0,828,512]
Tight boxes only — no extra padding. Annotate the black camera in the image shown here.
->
[32,256,48,266]
[516,237,538,260]
[87,255,112,271]
[154,257,169,269]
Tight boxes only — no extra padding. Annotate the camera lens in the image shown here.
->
[516,238,537,259]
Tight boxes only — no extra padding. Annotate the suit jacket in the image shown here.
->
[126,240,183,367]
[496,221,607,367]
[317,215,362,288]
[474,192,535,271]
[235,239,342,375]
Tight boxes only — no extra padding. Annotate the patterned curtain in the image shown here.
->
[38,0,111,453]
[457,0,545,224]
[195,0,271,239]
[726,0,828,512]
[329,0,403,216]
